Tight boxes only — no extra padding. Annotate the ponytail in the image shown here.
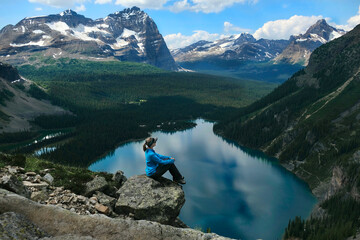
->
[143,137,157,152]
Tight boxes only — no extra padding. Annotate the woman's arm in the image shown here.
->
[151,152,174,164]
[155,152,172,160]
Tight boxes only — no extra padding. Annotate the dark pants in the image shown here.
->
[150,163,183,180]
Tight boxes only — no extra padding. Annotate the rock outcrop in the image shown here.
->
[84,175,109,197]
[0,174,31,198]
[115,175,185,224]
[0,189,232,240]
[0,212,49,239]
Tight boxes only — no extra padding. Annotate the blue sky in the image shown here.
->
[0,0,359,49]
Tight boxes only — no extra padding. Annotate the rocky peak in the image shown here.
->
[60,9,78,16]
[303,19,339,40]
[234,33,256,45]
[274,19,345,65]
[105,6,150,25]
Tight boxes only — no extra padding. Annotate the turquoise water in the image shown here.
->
[89,119,316,240]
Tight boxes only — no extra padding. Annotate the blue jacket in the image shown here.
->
[145,149,174,176]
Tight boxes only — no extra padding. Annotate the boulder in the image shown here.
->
[0,212,49,239]
[84,176,109,197]
[23,180,49,189]
[25,172,37,176]
[115,175,185,224]
[0,188,231,240]
[0,174,31,198]
[94,191,116,209]
[43,173,54,184]
[112,170,127,188]
[95,203,110,215]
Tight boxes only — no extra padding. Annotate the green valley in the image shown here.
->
[0,58,277,167]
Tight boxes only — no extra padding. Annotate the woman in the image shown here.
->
[143,137,186,184]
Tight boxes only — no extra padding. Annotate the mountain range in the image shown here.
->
[173,19,345,66]
[0,7,178,70]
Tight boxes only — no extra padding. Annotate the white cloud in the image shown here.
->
[35,7,43,11]
[29,0,257,12]
[28,0,87,8]
[169,0,258,13]
[224,21,251,33]
[115,0,168,9]
[253,15,323,40]
[75,4,86,11]
[164,30,228,49]
[95,0,112,4]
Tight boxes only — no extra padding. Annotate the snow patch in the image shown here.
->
[219,42,232,48]
[137,42,144,53]
[265,52,272,58]
[110,38,129,49]
[329,30,343,41]
[33,30,45,34]
[46,22,70,35]
[11,79,21,84]
[10,40,46,47]
[46,22,108,43]
[309,34,327,44]
[121,28,137,38]
[25,15,46,19]
[97,24,109,28]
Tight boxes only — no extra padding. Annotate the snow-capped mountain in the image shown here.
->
[274,19,345,65]
[0,7,178,70]
[173,19,345,67]
[172,33,290,62]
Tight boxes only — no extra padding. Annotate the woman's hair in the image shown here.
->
[143,137,157,152]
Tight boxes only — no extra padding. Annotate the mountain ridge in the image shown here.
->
[0,7,178,70]
[173,19,345,67]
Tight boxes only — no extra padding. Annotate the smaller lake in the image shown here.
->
[89,119,316,240]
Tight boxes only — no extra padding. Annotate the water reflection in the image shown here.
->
[89,119,316,240]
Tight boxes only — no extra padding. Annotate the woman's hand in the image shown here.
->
[170,157,175,161]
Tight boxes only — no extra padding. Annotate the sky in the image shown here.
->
[0,0,359,49]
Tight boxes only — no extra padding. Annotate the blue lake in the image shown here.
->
[89,119,316,240]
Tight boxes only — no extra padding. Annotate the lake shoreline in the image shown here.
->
[89,119,317,240]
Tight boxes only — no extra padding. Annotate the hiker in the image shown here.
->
[143,137,186,184]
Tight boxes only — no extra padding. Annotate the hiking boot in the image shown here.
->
[174,177,186,185]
